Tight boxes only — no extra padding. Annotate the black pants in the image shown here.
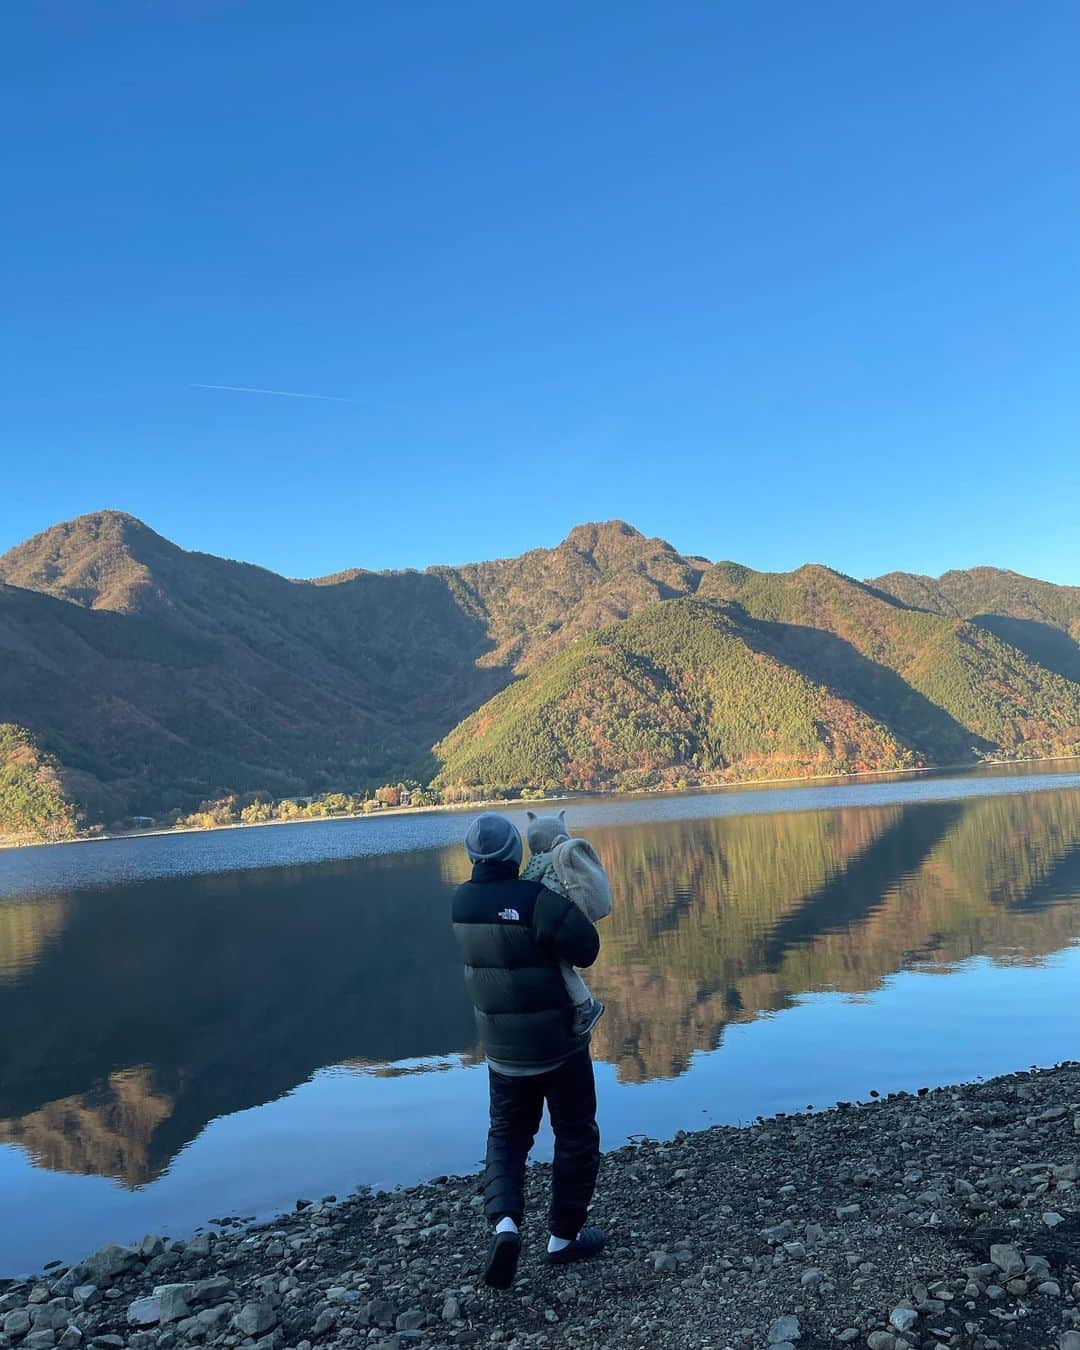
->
[484,1049,600,1240]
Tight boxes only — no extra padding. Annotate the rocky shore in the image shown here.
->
[3,1064,1079,1350]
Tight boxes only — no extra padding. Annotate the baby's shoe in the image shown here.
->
[572,997,606,1036]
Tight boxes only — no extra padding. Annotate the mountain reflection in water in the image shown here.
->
[1,787,1079,1192]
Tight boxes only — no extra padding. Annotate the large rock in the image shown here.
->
[145,1253,181,1279]
[127,1297,161,1327]
[194,1305,232,1334]
[155,1277,232,1308]
[79,1246,138,1285]
[889,1307,918,1333]
[368,1299,396,1330]
[4,1309,32,1338]
[193,1277,232,1305]
[990,1244,1024,1279]
[311,1309,336,1337]
[1026,1255,1052,1282]
[152,1286,192,1324]
[30,1305,71,1332]
[767,1315,801,1344]
[233,1302,277,1336]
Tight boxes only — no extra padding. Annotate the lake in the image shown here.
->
[2,763,1080,1275]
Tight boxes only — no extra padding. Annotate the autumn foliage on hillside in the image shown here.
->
[1,512,1079,835]
[0,724,79,842]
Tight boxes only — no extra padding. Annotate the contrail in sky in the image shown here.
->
[191,383,357,403]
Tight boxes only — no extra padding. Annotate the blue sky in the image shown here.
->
[5,1,1078,581]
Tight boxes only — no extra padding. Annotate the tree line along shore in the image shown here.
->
[5,735,1080,850]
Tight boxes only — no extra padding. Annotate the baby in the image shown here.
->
[521,809,612,1036]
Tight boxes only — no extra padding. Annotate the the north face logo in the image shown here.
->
[498,907,520,921]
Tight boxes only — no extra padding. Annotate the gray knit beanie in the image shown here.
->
[465,812,523,866]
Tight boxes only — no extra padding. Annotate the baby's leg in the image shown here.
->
[561,962,592,1006]
[561,963,606,1036]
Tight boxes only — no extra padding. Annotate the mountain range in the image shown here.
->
[2,511,1079,838]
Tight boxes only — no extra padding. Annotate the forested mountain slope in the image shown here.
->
[697,563,1080,760]
[433,598,917,790]
[1,511,1078,835]
[870,566,1080,683]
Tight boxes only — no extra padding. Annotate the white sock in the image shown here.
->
[547,1232,577,1253]
[495,1217,519,1235]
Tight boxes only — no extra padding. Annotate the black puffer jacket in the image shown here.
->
[452,858,600,1070]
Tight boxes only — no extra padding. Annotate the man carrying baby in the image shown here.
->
[451,812,607,1289]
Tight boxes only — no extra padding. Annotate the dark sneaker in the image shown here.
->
[572,998,606,1036]
[544,1226,607,1266]
[483,1229,522,1289]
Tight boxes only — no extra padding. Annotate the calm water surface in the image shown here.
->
[1,763,1079,1274]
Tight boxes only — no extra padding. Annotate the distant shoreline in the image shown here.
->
[4,751,1080,854]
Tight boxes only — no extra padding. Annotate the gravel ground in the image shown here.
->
[2,1063,1079,1350]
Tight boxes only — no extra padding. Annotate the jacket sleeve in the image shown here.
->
[532,886,600,968]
